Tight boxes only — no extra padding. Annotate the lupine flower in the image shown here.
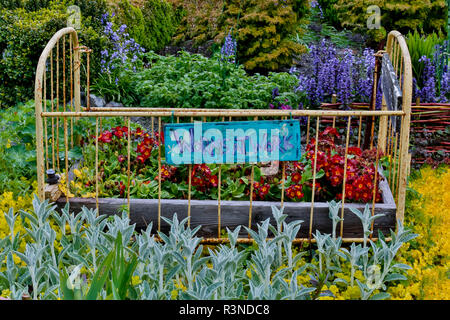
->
[418,55,436,103]
[293,40,375,108]
[221,31,237,63]
[100,13,145,75]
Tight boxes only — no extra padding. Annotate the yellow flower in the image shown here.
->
[132,275,142,286]
[170,289,178,299]
[1,289,11,298]
[389,166,450,300]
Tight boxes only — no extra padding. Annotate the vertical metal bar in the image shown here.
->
[73,40,81,113]
[391,132,398,191]
[387,122,393,188]
[357,116,362,148]
[217,165,222,238]
[309,117,320,239]
[248,164,255,238]
[151,117,154,137]
[95,117,99,216]
[370,145,380,239]
[64,117,69,205]
[340,116,352,238]
[70,34,74,149]
[188,164,192,228]
[63,35,66,113]
[86,50,90,111]
[51,49,55,169]
[56,40,60,171]
[158,116,162,231]
[387,119,392,158]
[280,161,286,208]
[35,62,46,201]
[63,36,69,205]
[395,120,404,202]
[44,59,49,171]
[306,116,311,145]
[127,117,131,215]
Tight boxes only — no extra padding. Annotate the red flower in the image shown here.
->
[135,127,143,136]
[210,175,218,187]
[321,127,339,138]
[260,184,269,195]
[137,155,146,164]
[348,146,362,156]
[361,191,371,203]
[353,178,365,192]
[113,127,124,138]
[118,155,125,163]
[98,131,112,143]
[286,184,304,200]
[292,161,304,171]
[291,172,302,184]
[345,184,354,200]
[118,181,125,196]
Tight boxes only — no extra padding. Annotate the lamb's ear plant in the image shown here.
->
[350,204,385,247]
[340,242,369,287]
[268,205,288,268]
[327,200,343,239]
[2,197,418,301]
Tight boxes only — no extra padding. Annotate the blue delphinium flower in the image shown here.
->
[440,65,449,103]
[100,13,145,76]
[336,49,353,107]
[221,32,237,64]
[293,40,378,108]
[418,55,436,103]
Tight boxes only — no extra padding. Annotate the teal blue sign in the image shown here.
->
[163,120,301,165]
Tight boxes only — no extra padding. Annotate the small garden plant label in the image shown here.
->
[164,120,301,165]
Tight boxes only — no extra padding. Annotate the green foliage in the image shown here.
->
[406,30,445,85]
[0,101,38,195]
[317,0,339,27]
[126,51,301,109]
[0,0,50,10]
[333,0,448,46]
[0,100,110,196]
[0,198,416,300]
[218,0,308,72]
[0,6,67,108]
[0,1,108,109]
[114,0,178,52]
[167,0,224,45]
[60,231,138,300]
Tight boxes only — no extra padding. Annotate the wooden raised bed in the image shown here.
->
[55,171,396,239]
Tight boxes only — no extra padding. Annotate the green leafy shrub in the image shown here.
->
[317,0,339,27]
[166,0,224,46]
[0,0,50,10]
[0,7,67,108]
[0,100,105,196]
[217,0,308,72]
[0,1,108,108]
[113,0,178,52]
[122,51,301,109]
[406,30,444,86]
[0,101,38,195]
[333,0,447,46]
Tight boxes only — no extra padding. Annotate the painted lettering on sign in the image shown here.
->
[164,120,301,165]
